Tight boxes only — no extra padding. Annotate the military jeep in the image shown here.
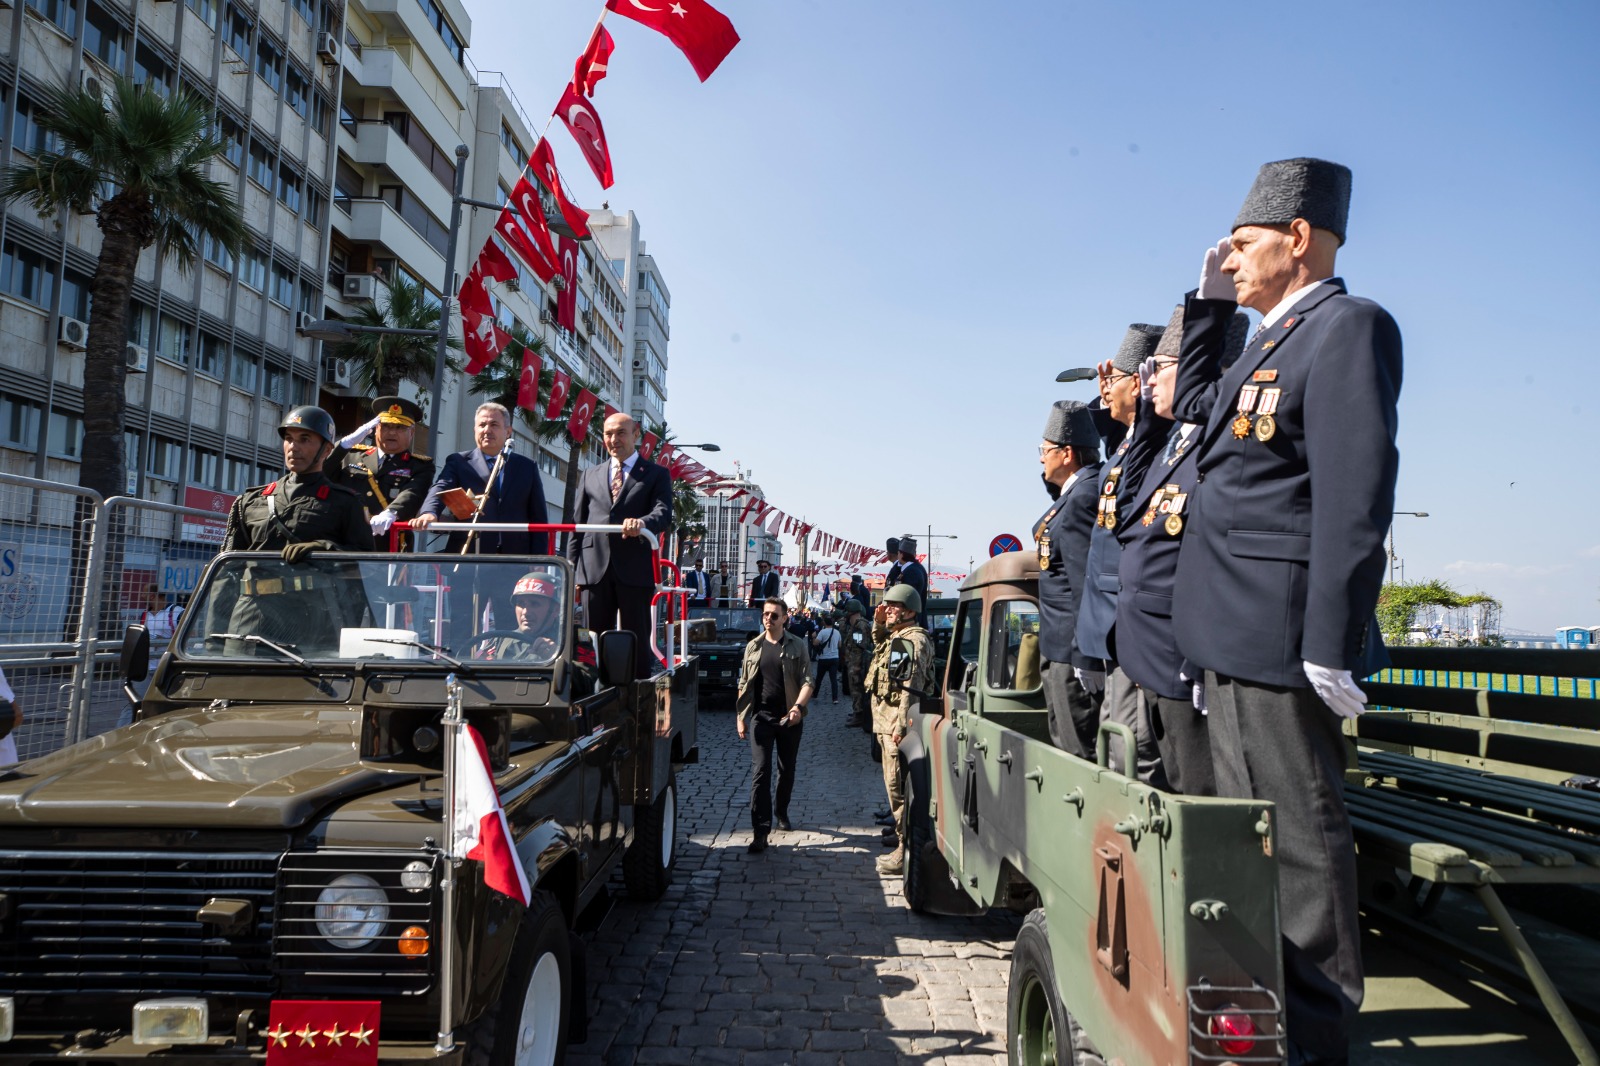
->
[0,548,697,1064]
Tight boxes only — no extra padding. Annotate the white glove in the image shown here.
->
[1197,237,1236,301]
[370,510,397,536]
[1192,681,1207,715]
[1304,661,1368,719]
[338,415,382,451]
[1074,666,1105,694]
[1138,356,1158,402]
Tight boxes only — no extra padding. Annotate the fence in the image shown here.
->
[0,473,225,761]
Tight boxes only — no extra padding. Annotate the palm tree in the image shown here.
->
[331,273,461,400]
[0,76,245,502]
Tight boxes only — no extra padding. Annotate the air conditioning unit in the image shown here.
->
[502,277,520,292]
[295,311,316,332]
[126,344,149,373]
[80,68,110,108]
[538,308,556,326]
[57,316,89,351]
[324,355,354,389]
[342,273,378,301]
[316,32,341,64]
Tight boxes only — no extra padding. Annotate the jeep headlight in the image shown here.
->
[314,873,389,949]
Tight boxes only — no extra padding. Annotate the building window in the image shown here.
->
[25,0,78,36]
[196,331,225,377]
[184,0,217,30]
[147,436,183,480]
[229,350,258,392]
[333,159,362,213]
[276,164,302,212]
[254,37,283,94]
[500,122,526,168]
[0,241,56,308]
[304,185,326,227]
[157,314,190,366]
[224,455,254,492]
[263,363,286,404]
[133,43,174,96]
[378,186,448,255]
[203,231,234,272]
[224,3,252,58]
[247,140,273,189]
[287,0,312,26]
[414,0,463,64]
[292,375,313,406]
[311,93,332,137]
[59,268,92,321]
[191,446,219,487]
[47,409,83,459]
[239,249,267,292]
[127,302,153,348]
[285,66,309,119]
[270,262,294,307]
[84,2,127,68]
[215,113,245,167]
[11,95,58,156]
[384,111,455,189]
[0,393,42,448]
[297,281,320,317]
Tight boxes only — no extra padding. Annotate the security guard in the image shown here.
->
[329,395,435,551]
[214,406,375,653]
[865,583,933,877]
[838,598,874,729]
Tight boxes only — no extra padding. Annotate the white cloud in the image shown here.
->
[1582,545,1600,559]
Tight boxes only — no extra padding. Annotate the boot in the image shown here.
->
[876,849,904,875]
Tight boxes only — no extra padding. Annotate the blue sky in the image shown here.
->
[467,0,1600,634]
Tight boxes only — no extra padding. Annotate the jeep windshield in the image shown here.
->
[180,553,572,666]
[687,607,762,640]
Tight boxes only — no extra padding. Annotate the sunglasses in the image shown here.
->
[761,611,784,619]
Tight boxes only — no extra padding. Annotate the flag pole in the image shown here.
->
[434,673,465,1054]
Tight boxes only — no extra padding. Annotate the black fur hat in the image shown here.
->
[1233,157,1352,244]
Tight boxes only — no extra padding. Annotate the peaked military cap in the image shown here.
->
[1042,400,1100,449]
[1113,324,1165,373]
[1233,157,1353,244]
[373,395,423,426]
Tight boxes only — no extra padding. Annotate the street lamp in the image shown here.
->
[1388,511,1429,585]
[923,527,958,573]
[297,320,435,343]
[1056,367,1097,383]
[674,442,720,451]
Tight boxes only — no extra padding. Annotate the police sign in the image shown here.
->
[160,554,205,595]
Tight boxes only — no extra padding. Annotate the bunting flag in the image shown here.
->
[545,368,571,419]
[528,140,591,240]
[555,83,615,189]
[510,177,563,272]
[462,306,510,374]
[495,207,559,283]
[517,349,541,411]
[604,0,740,82]
[557,236,579,331]
[639,431,659,460]
[574,24,615,96]
[567,388,598,441]
[476,237,519,283]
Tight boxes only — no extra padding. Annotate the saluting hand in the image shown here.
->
[1198,237,1236,301]
[1137,357,1158,403]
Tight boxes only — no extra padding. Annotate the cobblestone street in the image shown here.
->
[570,697,1021,1066]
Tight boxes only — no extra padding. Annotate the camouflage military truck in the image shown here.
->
[898,552,1286,1064]
[0,547,697,1064]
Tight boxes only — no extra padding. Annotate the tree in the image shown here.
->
[1376,579,1500,646]
[0,77,245,501]
[330,274,461,402]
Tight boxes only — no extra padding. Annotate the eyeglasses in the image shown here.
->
[1106,370,1135,384]
[761,611,783,619]
[1038,443,1065,456]
[1154,358,1178,370]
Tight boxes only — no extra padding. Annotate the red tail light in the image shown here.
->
[1208,1009,1258,1055]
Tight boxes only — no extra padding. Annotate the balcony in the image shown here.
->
[350,121,452,222]
[347,49,466,164]
[338,199,446,280]
[358,0,472,104]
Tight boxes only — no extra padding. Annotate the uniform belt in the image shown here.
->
[241,574,318,596]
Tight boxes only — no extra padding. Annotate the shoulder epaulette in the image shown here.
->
[411,452,432,462]
[352,443,376,453]
[258,481,278,496]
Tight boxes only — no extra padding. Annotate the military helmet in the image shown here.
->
[883,583,922,614]
[842,598,864,615]
[513,574,557,601]
[279,406,337,445]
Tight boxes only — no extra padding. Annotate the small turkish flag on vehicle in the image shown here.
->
[605,0,739,82]
[517,349,541,411]
[264,1000,380,1066]
[574,23,614,97]
[452,724,530,905]
[554,83,615,189]
[567,388,598,442]
[546,369,571,420]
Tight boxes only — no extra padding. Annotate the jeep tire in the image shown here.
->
[1008,908,1104,1066]
[902,770,929,913]
[622,770,676,900]
[464,889,569,1066]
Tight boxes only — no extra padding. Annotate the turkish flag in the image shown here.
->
[555,84,614,189]
[567,388,598,442]
[529,140,590,240]
[605,0,739,82]
[557,236,579,332]
[545,368,571,419]
[457,270,492,317]
[476,237,519,283]
[510,177,562,273]
[639,431,658,460]
[574,23,614,97]
[494,207,558,283]
[452,724,531,905]
[461,306,510,374]
[265,1000,380,1066]
[517,348,542,411]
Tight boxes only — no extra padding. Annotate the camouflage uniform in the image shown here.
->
[864,620,933,868]
[839,612,874,725]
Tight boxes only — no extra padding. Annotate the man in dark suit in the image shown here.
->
[894,538,929,627]
[747,559,779,605]
[567,412,672,677]
[1171,158,1401,1065]
[413,402,549,640]
[883,538,902,588]
[1034,400,1103,758]
[684,559,711,606]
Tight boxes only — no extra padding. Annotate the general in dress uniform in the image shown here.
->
[329,395,435,551]
[1171,158,1402,1064]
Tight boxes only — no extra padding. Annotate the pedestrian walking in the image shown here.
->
[865,583,933,876]
[735,598,813,853]
[811,614,843,703]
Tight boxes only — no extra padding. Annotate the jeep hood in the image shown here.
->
[0,706,401,829]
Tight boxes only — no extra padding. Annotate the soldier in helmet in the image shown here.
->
[475,572,562,662]
[865,582,933,876]
[838,598,874,729]
[329,395,435,551]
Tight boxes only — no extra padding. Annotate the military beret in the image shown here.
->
[1042,400,1100,449]
[1233,157,1353,244]
[1112,324,1164,374]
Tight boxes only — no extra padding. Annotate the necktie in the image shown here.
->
[610,461,623,502]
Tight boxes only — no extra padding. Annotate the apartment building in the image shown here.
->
[695,468,781,598]
[588,207,668,432]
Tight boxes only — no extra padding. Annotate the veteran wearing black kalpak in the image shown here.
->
[1171,158,1401,1065]
[1034,400,1103,758]
[1075,323,1166,784]
[328,395,435,551]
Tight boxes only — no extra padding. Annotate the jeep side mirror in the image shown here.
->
[121,624,150,683]
[597,630,637,688]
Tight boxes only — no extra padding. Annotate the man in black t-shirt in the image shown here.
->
[735,598,814,853]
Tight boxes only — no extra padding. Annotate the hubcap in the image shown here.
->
[1016,974,1056,1066]
[514,950,562,1065]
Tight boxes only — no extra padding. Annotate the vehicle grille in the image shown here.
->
[0,849,278,998]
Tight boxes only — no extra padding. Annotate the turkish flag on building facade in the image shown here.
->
[639,431,658,460]
[451,724,530,905]
[574,23,614,96]
[495,207,558,283]
[545,368,571,419]
[554,84,614,189]
[510,176,562,271]
[457,271,492,317]
[517,349,542,411]
[477,237,519,283]
[529,140,591,240]
[557,237,579,331]
[567,388,597,442]
[604,0,739,81]
[461,306,510,374]
[265,1000,380,1066]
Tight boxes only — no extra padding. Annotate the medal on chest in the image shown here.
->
[1231,384,1260,439]
[1254,387,1282,441]
[1035,506,1060,571]
[1097,466,1121,529]
[1163,492,1188,536]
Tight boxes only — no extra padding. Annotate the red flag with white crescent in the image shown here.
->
[574,23,614,97]
[264,1000,380,1066]
[457,270,492,317]
[602,403,619,424]
[605,0,740,82]
[554,83,615,189]
[517,349,542,411]
[476,237,519,283]
[461,306,510,374]
[567,388,598,441]
[639,432,658,459]
[495,207,558,283]
[545,369,571,419]
[557,236,579,331]
[529,140,591,240]
[452,724,531,905]
[511,176,562,272]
